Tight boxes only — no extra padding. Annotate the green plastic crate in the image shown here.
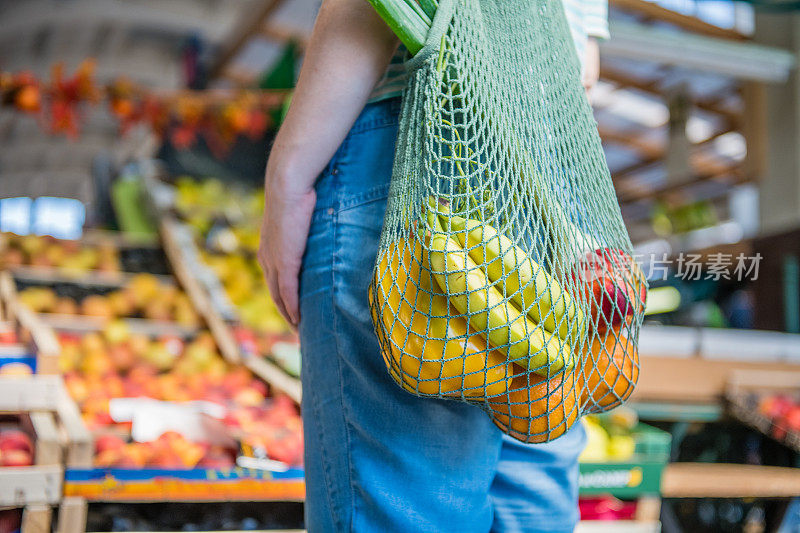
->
[579,422,671,498]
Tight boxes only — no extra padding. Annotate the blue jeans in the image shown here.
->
[298,97,586,533]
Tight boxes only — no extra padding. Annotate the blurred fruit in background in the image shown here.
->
[17,273,201,327]
[578,408,639,463]
[58,322,302,466]
[170,178,292,339]
[757,393,800,441]
[1,232,121,273]
[93,431,237,469]
[0,428,35,467]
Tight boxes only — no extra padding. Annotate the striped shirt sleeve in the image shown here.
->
[583,0,610,40]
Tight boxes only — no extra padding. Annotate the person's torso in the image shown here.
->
[368,0,603,104]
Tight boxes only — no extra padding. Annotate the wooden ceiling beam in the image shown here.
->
[609,0,749,41]
[601,124,740,181]
[208,0,287,81]
[616,163,746,204]
[599,126,662,158]
[600,66,741,125]
[260,24,309,52]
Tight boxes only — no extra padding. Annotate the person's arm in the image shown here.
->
[258,0,398,327]
[581,0,610,94]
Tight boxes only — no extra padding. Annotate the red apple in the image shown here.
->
[785,405,800,432]
[95,434,126,455]
[571,248,647,332]
[761,394,793,420]
[94,449,122,468]
[0,430,33,455]
[198,448,236,468]
[109,344,136,372]
[1,449,33,467]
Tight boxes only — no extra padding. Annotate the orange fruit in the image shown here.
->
[371,236,512,399]
[580,330,639,411]
[487,366,580,443]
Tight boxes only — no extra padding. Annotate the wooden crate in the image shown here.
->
[55,497,87,533]
[0,375,93,469]
[21,504,53,533]
[0,271,61,374]
[0,396,63,507]
[0,376,93,513]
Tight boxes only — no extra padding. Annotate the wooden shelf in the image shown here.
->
[244,353,302,404]
[9,265,174,289]
[38,314,199,339]
[0,375,92,469]
[159,217,241,365]
[0,465,63,507]
[661,463,800,498]
[633,355,800,404]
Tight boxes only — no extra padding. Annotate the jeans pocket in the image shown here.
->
[338,183,391,215]
[332,192,389,326]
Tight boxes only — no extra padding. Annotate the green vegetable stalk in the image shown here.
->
[366,0,435,55]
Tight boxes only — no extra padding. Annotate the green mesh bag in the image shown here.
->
[368,0,648,443]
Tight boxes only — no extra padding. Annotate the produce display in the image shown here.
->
[173,178,289,336]
[17,273,201,328]
[0,232,172,275]
[93,431,235,469]
[727,391,800,453]
[0,232,121,273]
[58,322,303,466]
[167,177,299,376]
[578,410,639,463]
[758,393,800,440]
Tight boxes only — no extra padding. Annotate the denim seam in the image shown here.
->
[310,218,342,531]
[337,183,391,213]
[302,344,333,528]
[330,211,358,533]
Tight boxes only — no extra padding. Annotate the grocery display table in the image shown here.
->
[63,467,305,502]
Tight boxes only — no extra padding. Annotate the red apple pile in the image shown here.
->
[93,432,236,469]
[0,428,34,467]
[228,395,304,466]
[59,324,304,466]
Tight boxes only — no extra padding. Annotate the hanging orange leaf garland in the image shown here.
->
[0,60,288,152]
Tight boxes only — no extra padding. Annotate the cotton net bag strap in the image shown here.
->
[369,0,647,443]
